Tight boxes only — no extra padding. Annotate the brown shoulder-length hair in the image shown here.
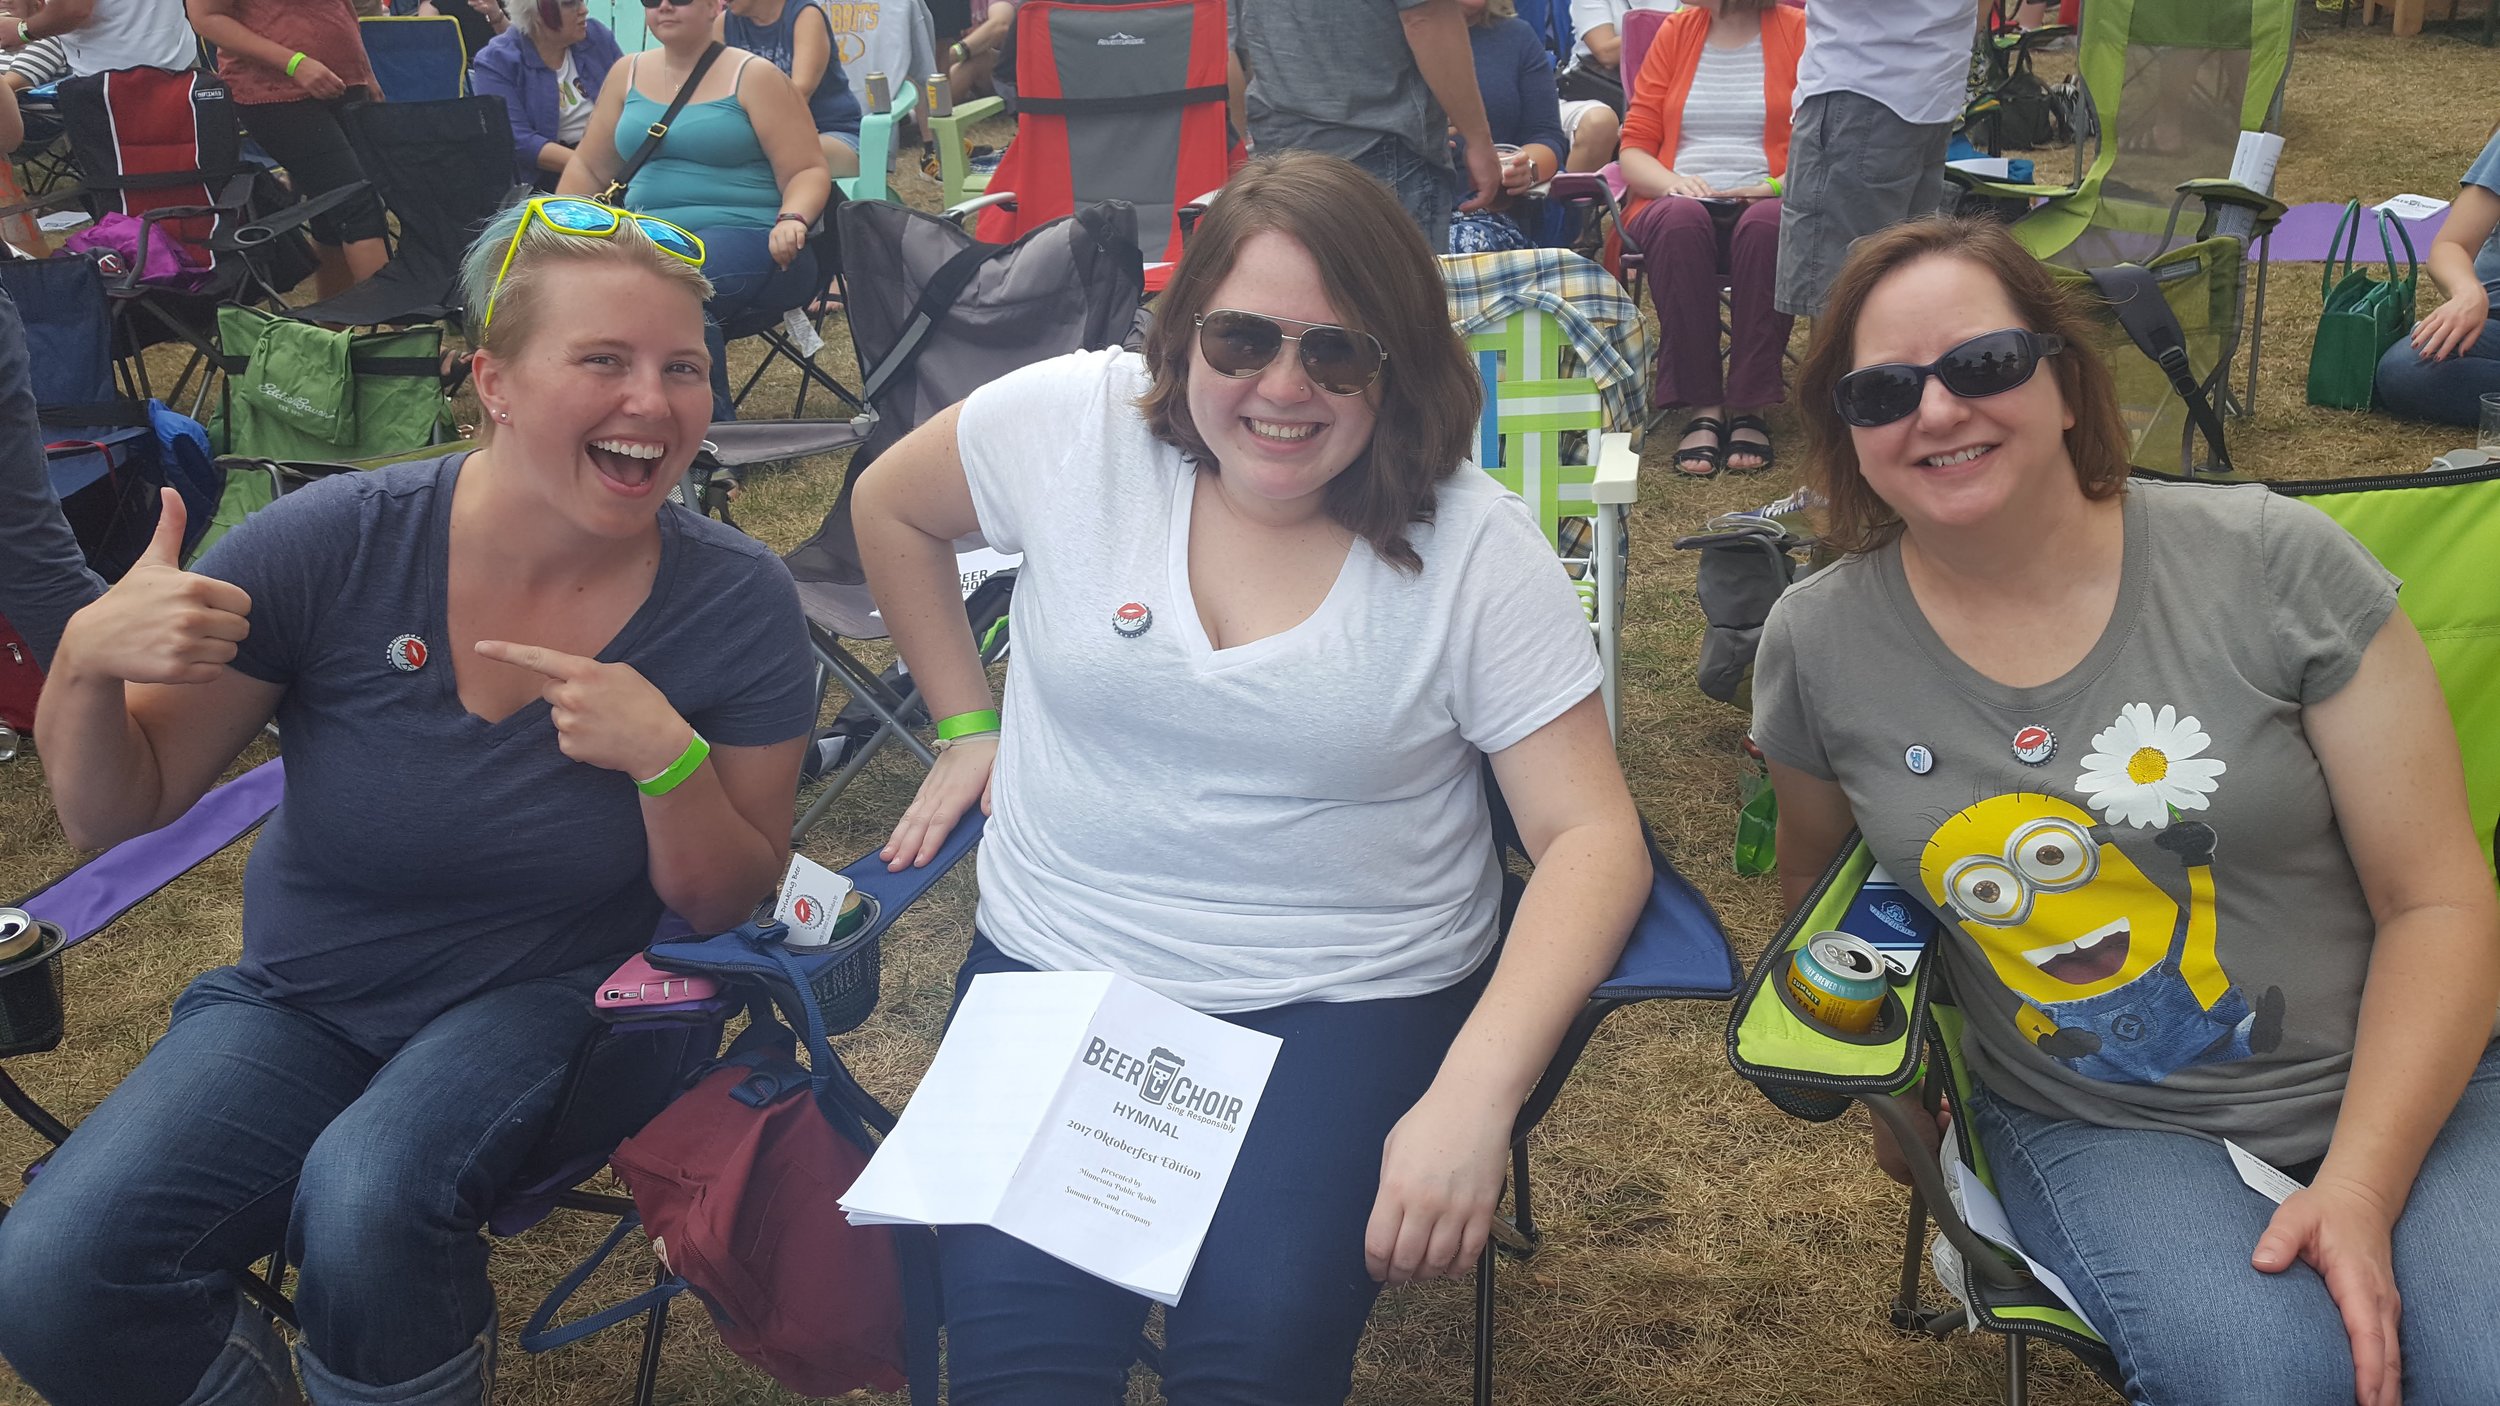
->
[1796,216,2132,555]
[1137,150,1480,573]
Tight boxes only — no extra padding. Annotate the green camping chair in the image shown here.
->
[1952,0,2295,464]
[1725,464,2500,1404]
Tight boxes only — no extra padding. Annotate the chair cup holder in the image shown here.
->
[1769,963,1910,1048]
[0,923,67,1059]
[796,894,882,1036]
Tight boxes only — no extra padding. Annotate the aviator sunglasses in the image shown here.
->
[1832,327,2064,428]
[479,198,705,340]
[1193,309,1387,397]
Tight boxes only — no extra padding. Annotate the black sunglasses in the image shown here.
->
[639,0,700,9]
[1193,309,1386,397]
[1833,328,2064,428]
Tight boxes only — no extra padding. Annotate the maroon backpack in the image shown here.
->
[522,1022,909,1396]
[1,617,41,737]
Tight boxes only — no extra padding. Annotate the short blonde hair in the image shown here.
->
[458,200,714,361]
[1470,0,1518,23]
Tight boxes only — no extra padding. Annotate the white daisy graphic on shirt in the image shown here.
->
[2074,702,2227,830]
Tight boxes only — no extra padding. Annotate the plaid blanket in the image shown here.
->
[1441,249,1651,432]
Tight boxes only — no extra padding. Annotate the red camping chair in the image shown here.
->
[962,0,1237,290]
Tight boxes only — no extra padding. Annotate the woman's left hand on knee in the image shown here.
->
[1363,1088,1512,1286]
[2253,1177,2404,1406]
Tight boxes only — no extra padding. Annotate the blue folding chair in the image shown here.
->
[359,14,469,101]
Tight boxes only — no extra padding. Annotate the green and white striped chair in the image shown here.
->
[1463,307,1639,735]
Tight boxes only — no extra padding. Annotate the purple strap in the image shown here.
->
[16,760,285,949]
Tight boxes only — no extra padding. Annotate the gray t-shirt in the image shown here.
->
[1234,0,1449,168]
[1754,481,2404,1165]
[195,454,816,1051]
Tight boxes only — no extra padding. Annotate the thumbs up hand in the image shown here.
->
[58,489,254,686]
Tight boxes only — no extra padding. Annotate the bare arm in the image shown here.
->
[1366,693,1648,1284]
[1401,0,1498,212]
[2249,608,2500,1406]
[637,736,805,931]
[740,55,832,220]
[785,1,831,99]
[1579,22,1619,68]
[18,0,89,42]
[554,55,634,195]
[2408,183,2497,361]
[854,401,999,868]
[35,494,282,850]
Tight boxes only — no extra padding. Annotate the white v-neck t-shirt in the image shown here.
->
[954,348,1601,1012]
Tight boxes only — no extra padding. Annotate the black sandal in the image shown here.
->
[1671,415,1725,478]
[1725,414,1776,474]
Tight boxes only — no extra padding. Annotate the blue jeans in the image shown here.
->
[2373,311,2500,428]
[1966,1044,2500,1406]
[0,962,608,1406]
[1342,136,1458,254]
[694,224,821,421]
[0,283,104,667]
[935,935,1488,1405]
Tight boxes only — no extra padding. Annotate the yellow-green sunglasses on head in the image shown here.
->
[478,197,706,341]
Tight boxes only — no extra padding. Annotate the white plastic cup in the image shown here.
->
[2479,392,2500,456]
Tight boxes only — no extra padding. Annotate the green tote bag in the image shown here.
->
[2305,200,2418,411]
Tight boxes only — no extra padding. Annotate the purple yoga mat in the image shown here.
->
[2264,201,2449,263]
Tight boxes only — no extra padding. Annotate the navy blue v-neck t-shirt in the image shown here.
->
[193,453,815,1051]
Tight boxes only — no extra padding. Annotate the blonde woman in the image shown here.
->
[0,199,814,1406]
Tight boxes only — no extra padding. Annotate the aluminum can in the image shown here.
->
[0,908,38,964]
[927,73,954,118]
[831,889,866,942]
[864,71,891,114]
[1785,932,1886,1035]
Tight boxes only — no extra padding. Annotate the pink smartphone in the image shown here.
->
[596,953,721,1010]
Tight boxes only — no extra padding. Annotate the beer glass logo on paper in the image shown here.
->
[1081,1037,1246,1130]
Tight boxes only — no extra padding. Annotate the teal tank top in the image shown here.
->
[617,56,785,232]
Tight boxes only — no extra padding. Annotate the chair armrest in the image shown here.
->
[2176,177,2286,222]
[1858,1090,2029,1292]
[1590,431,1638,505]
[1941,170,2078,200]
[944,190,1017,226]
[223,179,370,250]
[0,183,87,225]
[929,93,1005,132]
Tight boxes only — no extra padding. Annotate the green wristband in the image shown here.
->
[286,51,308,76]
[935,709,1001,742]
[635,730,710,797]
[1765,174,1783,198]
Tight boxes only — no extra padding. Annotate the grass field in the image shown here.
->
[0,15,2493,1404]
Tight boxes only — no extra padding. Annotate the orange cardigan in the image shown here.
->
[1618,6,1805,223]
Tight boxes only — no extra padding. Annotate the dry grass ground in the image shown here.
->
[0,16,2492,1404]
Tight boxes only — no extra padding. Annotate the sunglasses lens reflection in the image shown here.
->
[540,199,618,234]
[1200,311,1283,378]
[1298,327,1379,396]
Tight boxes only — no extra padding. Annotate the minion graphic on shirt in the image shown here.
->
[1917,704,2284,1085]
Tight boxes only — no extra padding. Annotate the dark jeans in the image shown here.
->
[2373,310,2500,428]
[0,282,103,667]
[1342,135,1459,254]
[0,963,608,1406]
[695,224,821,421]
[1626,194,1791,409]
[936,934,1487,1405]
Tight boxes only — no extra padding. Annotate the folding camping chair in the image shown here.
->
[1725,463,2500,1405]
[283,96,520,329]
[358,13,470,101]
[780,196,1145,840]
[1947,0,2296,429]
[1446,263,1650,735]
[726,82,924,418]
[14,67,348,413]
[952,0,1234,288]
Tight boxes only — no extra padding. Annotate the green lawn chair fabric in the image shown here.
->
[213,307,449,462]
[2048,238,2243,474]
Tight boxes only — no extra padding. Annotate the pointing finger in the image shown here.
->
[473,639,590,680]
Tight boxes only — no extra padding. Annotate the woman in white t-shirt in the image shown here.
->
[852,150,1648,1401]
